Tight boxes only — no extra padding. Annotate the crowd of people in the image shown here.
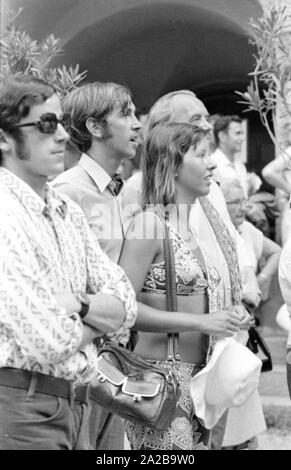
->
[0,73,289,451]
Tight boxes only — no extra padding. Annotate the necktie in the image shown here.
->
[199,196,242,305]
[107,173,124,196]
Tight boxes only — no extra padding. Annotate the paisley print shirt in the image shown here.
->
[0,168,137,384]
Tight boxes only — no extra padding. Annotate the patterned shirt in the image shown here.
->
[0,168,137,384]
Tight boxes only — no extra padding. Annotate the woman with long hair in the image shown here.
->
[118,122,247,450]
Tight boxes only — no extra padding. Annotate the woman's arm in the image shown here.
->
[279,238,291,316]
[135,301,243,336]
[262,156,291,194]
[257,237,281,297]
[119,211,163,294]
[241,266,262,308]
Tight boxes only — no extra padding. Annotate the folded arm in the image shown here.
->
[262,156,291,194]
[0,225,84,365]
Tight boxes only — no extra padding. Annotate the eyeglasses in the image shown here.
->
[12,113,71,134]
[226,198,247,207]
[188,114,212,130]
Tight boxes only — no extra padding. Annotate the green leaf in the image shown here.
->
[0,8,86,94]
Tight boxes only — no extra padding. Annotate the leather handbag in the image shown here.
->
[91,340,179,430]
[90,212,180,430]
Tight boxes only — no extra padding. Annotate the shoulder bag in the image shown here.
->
[89,213,180,430]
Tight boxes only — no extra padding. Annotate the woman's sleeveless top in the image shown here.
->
[141,221,220,302]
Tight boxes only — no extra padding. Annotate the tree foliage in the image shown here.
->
[237,4,291,158]
[0,8,87,97]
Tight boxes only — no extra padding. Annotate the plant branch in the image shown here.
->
[0,9,87,97]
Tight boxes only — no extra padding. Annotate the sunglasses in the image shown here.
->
[12,113,71,134]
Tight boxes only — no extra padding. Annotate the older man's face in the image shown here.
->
[172,95,211,130]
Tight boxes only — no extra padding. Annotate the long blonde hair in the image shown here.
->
[141,122,210,207]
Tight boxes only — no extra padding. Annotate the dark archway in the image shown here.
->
[5,0,270,171]
[54,2,257,109]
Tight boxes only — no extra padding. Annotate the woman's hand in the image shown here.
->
[233,304,253,330]
[200,309,243,337]
[257,273,272,302]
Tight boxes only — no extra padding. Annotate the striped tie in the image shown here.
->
[108,174,124,196]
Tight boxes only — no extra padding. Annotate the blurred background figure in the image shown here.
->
[220,179,281,450]
[276,304,291,332]
[262,120,291,246]
[208,114,221,153]
[211,113,279,241]
[262,121,291,334]
[212,115,248,198]
[244,184,279,240]
[221,179,281,304]
[279,231,291,399]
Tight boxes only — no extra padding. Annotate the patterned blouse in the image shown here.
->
[0,168,137,384]
[141,220,221,313]
[142,222,209,296]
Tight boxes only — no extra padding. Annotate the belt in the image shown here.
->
[0,368,89,402]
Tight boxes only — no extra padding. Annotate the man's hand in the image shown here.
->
[54,292,80,315]
[242,266,262,308]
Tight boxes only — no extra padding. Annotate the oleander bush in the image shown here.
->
[0,8,87,97]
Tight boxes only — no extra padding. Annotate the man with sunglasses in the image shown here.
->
[0,73,137,450]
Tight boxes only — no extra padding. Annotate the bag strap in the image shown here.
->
[250,326,272,360]
[244,302,273,372]
[163,212,181,362]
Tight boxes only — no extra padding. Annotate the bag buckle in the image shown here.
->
[96,356,126,386]
[133,394,142,402]
[122,377,160,398]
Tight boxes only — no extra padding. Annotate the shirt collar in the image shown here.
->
[0,167,68,218]
[79,153,112,193]
[212,148,234,167]
[45,186,68,218]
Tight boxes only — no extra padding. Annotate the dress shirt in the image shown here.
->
[211,148,248,198]
[53,153,124,263]
[0,168,137,383]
